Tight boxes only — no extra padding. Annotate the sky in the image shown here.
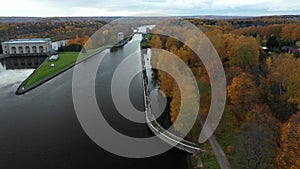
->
[0,0,299,17]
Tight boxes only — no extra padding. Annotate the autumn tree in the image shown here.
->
[276,112,300,169]
[268,54,299,121]
[206,29,235,63]
[233,104,280,169]
[227,72,258,122]
[150,35,162,49]
[281,24,300,41]
[284,58,300,110]
[228,36,260,72]
[67,35,90,51]
[154,49,198,133]
[165,37,180,51]
[226,66,243,84]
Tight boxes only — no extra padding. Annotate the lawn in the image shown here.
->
[22,52,79,88]
[20,46,109,90]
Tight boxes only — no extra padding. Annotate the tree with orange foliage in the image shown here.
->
[276,112,300,169]
[67,35,89,46]
[280,24,300,41]
[227,72,258,122]
[165,37,179,51]
[150,35,162,49]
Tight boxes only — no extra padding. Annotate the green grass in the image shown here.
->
[213,109,240,166]
[202,152,221,169]
[141,33,152,48]
[23,52,79,88]
[21,46,109,89]
[188,74,238,169]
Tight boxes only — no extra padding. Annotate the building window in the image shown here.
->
[32,46,37,53]
[11,47,16,54]
[39,46,44,53]
[25,46,30,53]
[18,47,24,54]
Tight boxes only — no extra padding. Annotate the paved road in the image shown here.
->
[198,114,231,169]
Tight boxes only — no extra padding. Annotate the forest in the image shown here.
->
[0,15,299,168]
[147,16,300,169]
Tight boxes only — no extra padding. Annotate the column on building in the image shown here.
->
[29,44,33,53]
[16,45,19,54]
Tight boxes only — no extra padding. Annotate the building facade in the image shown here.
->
[118,32,124,42]
[1,38,52,56]
[51,40,68,51]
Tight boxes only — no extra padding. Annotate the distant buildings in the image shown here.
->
[281,46,295,54]
[281,46,300,57]
[1,38,52,56]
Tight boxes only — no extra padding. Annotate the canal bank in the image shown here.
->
[16,46,111,95]
[140,48,202,155]
[0,25,192,169]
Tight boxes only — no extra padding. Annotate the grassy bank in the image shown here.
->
[141,33,152,48]
[19,46,109,91]
[23,52,79,88]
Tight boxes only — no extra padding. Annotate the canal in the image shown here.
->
[0,31,191,168]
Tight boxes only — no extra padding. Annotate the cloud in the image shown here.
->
[0,0,299,16]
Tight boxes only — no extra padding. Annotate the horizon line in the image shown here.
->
[0,14,299,18]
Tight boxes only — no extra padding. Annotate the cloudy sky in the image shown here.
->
[0,0,299,16]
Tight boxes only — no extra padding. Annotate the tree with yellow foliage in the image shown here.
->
[206,29,235,63]
[276,112,300,169]
[281,24,300,41]
[285,59,300,110]
[228,36,260,72]
[150,35,162,49]
[227,72,258,122]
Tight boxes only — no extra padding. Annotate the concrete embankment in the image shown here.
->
[140,47,203,155]
[16,47,110,95]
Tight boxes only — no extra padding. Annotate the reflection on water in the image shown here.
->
[0,69,34,89]
[0,56,46,90]
[0,25,190,169]
[0,56,47,70]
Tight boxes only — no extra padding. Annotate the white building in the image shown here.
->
[51,40,68,51]
[1,38,51,56]
[118,32,124,42]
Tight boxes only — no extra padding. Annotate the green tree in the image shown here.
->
[266,36,279,50]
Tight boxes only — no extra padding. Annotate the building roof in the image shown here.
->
[294,48,300,52]
[2,38,51,45]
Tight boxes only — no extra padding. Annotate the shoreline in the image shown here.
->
[15,46,111,95]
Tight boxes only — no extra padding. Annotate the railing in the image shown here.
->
[140,49,203,155]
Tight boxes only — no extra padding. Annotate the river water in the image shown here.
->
[0,56,46,90]
[0,31,191,168]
